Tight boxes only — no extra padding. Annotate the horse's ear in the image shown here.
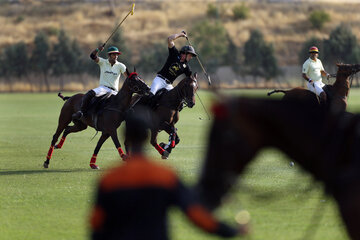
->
[126,68,130,76]
[193,72,198,79]
[134,66,136,73]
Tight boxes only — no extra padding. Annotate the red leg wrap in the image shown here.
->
[155,144,165,155]
[117,147,126,158]
[46,146,54,160]
[89,154,100,169]
[90,154,97,164]
[56,136,66,149]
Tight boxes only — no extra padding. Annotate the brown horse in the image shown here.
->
[44,69,150,169]
[268,63,360,112]
[196,98,360,240]
[196,97,360,239]
[124,73,198,159]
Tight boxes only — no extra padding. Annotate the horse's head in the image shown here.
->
[178,73,198,108]
[336,63,360,78]
[125,68,150,95]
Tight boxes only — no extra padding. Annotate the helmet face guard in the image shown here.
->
[180,45,197,57]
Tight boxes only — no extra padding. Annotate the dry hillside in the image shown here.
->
[1,0,360,66]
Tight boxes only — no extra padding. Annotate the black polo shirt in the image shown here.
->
[157,46,192,83]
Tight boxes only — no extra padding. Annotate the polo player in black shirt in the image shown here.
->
[150,31,197,95]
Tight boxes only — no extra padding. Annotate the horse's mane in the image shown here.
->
[230,97,327,125]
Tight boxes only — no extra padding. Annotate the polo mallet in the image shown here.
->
[102,3,135,47]
[182,31,212,86]
[196,92,211,120]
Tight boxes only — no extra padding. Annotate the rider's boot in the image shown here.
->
[72,90,96,120]
[319,92,327,105]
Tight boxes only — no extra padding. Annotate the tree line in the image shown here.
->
[1,22,360,91]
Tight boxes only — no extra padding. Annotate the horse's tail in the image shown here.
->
[267,89,287,96]
[58,92,70,101]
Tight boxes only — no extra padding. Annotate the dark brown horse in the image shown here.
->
[124,73,198,159]
[44,70,150,169]
[268,63,360,112]
[196,97,360,239]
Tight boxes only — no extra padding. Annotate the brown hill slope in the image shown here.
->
[1,1,360,65]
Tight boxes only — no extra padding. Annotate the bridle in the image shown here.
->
[127,72,147,94]
[177,78,197,108]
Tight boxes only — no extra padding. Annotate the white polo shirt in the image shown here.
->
[98,57,126,91]
[302,58,324,82]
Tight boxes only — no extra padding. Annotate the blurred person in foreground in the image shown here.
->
[72,45,128,120]
[89,108,248,240]
[302,46,330,103]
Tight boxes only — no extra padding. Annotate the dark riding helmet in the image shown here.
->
[180,45,197,57]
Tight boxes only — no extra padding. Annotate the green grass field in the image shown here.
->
[2,89,360,240]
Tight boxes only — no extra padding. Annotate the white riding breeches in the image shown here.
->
[150,76,173,94]
[307,80,325,96]
[92,85,118,97]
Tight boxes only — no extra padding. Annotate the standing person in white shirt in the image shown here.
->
[72,45,128,120]
[302,46,330,103]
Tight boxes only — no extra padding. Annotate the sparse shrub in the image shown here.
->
[244,30,280,82]
[44,26,59,36]
[309,10,330,30]
[323,24,359,65]
[31,31,51,91]
[232,4,250,20]
[207,3,219,19]
[137,43,168,74]
[14,15,24,24]
[190,20,229,73]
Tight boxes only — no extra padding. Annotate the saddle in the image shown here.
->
[86,93,114,130]
[137,88,168,110]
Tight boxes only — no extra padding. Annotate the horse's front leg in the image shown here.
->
[159,122,178,155]
[89,132,110,169]
[110,131,127,161]
[44,122,87,168]
[150,128,168,159]
[44,106,74,168]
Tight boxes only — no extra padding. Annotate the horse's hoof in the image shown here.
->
[43,162,49,168]
[121,154,129,161]
[162,150,169,159]
[90,164,100,170]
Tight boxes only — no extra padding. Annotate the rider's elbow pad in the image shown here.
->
[90,53,97,60]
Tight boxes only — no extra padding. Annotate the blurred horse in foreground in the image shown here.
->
[196,97,360,239]
[268,63,360,112]
[44,70,150,169]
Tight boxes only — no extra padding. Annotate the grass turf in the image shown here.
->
[1,89,359,240]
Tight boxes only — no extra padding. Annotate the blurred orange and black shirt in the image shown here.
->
[90,154,237,240]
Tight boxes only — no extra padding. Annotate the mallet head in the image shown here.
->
[131,3,135,15]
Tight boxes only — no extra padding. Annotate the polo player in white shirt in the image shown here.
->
[72,45,128,120]
[302,46,330,103]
